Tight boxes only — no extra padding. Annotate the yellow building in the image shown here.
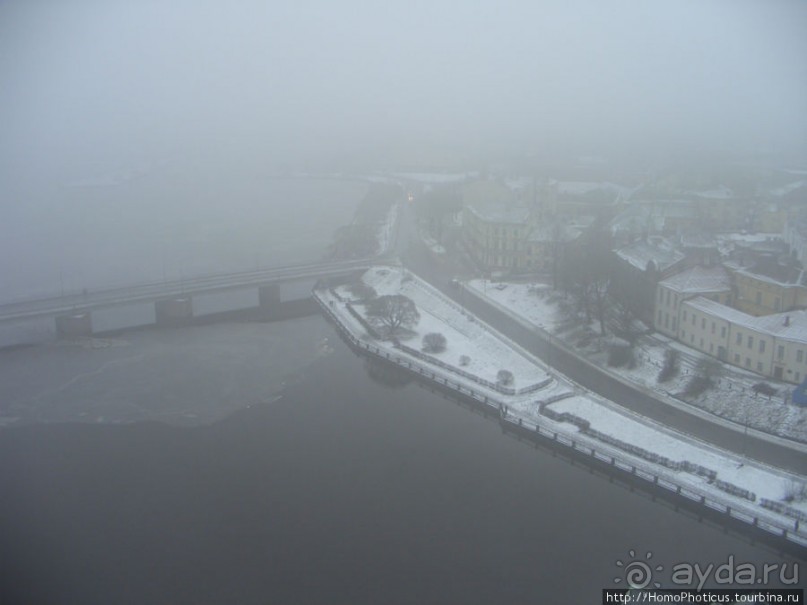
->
[731,261,807,316]
[461,180,533,272]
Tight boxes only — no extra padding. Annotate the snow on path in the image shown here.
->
[547,396,800,507]
[467,280,560,331]
[361,267,550,388]
[318,268,807,534]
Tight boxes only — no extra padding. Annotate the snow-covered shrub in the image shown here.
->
[422,332,447,353]
[497,369,514,386]
[751,382,777,397]
[347,282,377,302]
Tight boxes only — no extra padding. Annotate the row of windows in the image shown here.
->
[667,311,807,369]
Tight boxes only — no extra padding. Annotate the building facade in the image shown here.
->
[654,265,732,339]
[654,265,807,384]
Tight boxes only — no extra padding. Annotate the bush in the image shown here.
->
[459,355,471,367]
[497,369,514,386]
[658,349,680,383]
[683,358,722,398]
[682,376,711,398]
[784,480,807,503]
[607,343,634,368]
[422,332,447,353]
[347,282,377,301]
[751,382,777,397]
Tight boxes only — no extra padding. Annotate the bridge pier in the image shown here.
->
[56,312,93,339]
[258,284,281,308]
[258,284,282,319]
[155,297,193,326]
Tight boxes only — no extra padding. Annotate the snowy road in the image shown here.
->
[396,203,806,475]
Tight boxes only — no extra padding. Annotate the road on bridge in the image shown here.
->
[0,258,376,323]
[395,201,807,475]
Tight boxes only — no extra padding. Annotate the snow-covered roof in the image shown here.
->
[504,176,533,192]
[391,171,476,184]
[466,202,530,225]
[735,261,807,289]
[463,180,529,224]
[615,236,685,272]
[609,201,698,235]
[684,297,807,343]
[679,232,717,249]
[658,265,731,294]
[768,180,806,198]
[687,185,735,200]
[553,180,629,198]
[527,222,583,244]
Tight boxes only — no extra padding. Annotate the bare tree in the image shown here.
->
[366,295,420,337]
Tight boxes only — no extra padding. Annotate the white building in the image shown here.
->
[680,300,807,384]
[654,265,732,339]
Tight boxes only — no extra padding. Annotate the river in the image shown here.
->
[0,162,367,303]
[0,315,802,604]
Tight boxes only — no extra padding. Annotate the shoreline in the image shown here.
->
[314,269,807,552]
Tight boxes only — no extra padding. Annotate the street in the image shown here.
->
[394,199,807,475]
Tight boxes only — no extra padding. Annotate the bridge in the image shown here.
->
[0,258,380,345]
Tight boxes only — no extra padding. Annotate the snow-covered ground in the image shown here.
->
[375,201,398,255]
[466,279,807,443]
[545,396,797,506]
[316,268,807,542]
[355,267,552,392]
[468,280,561,331]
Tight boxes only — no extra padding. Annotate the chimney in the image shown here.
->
[784,315,791,327]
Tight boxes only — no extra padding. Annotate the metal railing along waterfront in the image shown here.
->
[314,289,807,550]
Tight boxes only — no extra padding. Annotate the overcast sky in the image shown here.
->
[1,0,806,179]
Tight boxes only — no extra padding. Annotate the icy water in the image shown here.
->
[0,161,367,302]
[0,316,802,604]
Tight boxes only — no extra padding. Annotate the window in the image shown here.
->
[796,372,801,383]
[711,321,715,334]
[672,318,677,331]
[734,354,740,363]
[755,292,762,305]
[700,338,704,348]
[681,330,686,340]
[736,332,742,345]
[778,345,785,360]
[664,315,669,329]
[757,362,763,372]
[710,344,714,353]
[759,340,765,354]
[747,336,754,349]
[797,350,804,363]
[683,310,687,322]
[657,310,662,325]
[701,318,705,330]
[721,326,726,338]
[775,297,781,311]
[691,314,696,326]
[745,357,751,368]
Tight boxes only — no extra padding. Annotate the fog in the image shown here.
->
[2,0,806,184]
